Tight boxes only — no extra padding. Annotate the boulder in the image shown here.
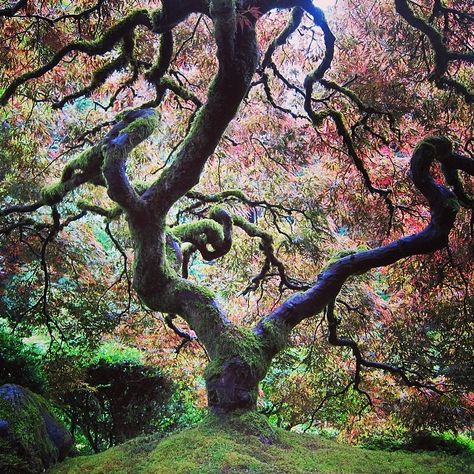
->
[0,384,73,473]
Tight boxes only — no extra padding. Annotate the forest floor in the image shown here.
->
[49,412,474,474]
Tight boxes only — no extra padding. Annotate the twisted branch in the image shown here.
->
[326,300,441,394]
[395,0,474,103]
[256,137,471,364]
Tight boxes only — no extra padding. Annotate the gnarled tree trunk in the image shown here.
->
[1,0,473,415]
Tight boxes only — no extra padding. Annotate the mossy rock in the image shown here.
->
[49,411,474,473]
[0,384,73,474]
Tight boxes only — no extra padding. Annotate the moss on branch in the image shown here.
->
[101,109,157,211]
[187,189,246,203]
[0,9,152,106]
[259,319,290,354]
[39,143,104,206]
[39,109,156,209]
[53,32,135,109]
[110,111,158,145]
[145,30,173,87]
[41,183,68,206]
[77,200,122,219]
[60,145,103,182]
[160,77,202,106]
[172,219,224,247]
[171,207,232,262]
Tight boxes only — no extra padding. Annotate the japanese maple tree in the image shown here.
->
[0,0,473,414]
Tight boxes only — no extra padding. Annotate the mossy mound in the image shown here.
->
[49,412,474,474]
[0,384,73,474]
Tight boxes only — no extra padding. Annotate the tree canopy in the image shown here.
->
[0,0,473,426]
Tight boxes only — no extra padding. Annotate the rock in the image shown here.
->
[0,384,73,473]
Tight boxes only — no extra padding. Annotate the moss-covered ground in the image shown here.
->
[49,413,474,474]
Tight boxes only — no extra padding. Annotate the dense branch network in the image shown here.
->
[395,0,474,103]
[1,0,473,410]
[257,3,396,218]
[256,136,473,379]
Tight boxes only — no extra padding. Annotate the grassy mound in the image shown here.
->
[49,412,474,474]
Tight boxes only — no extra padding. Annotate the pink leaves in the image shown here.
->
[237,6,262,31]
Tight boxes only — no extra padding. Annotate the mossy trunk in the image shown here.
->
[203,327,271,413]
[206,357,260,412]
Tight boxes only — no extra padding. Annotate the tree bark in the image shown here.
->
[206,358,260,412]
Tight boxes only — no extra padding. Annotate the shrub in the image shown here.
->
[60,356,174,453]
[0,327,46,393]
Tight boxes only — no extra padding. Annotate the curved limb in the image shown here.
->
[171,207,233,261]
[0,202,44,218]
[255,137,472,362]
[326,300,441,394]
[295,7,392,206]
[145,30,175,105]
[18,109,156,210]
[176,198,310,291]
[102,108,157,214]
[260,7,304,71]
[183,188,330,239]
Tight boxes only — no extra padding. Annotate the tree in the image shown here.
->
[0,0,472,415]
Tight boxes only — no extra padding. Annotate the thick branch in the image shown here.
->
[102,108,157,213]
[260,7,304,71]
[145,30,174,103]
[255,136,466,358]
[0,202,44,218]
[40,143,105,206]
[172,207,233,261]
[302,3,335,86]
[143,16,259,213]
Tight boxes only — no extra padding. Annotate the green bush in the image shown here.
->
[0,326,46,393]
[61,358,173,453]
[404,432,474,455]
[54,343,204,453]
[358,428,474,455]
[0,333,201,455]
[358,430,406,452]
